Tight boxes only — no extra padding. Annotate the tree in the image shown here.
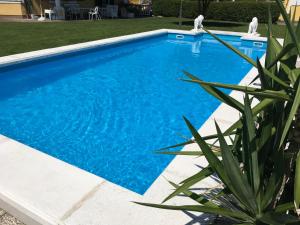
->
[197,0,212,16]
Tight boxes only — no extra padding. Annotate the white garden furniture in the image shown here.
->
[89,6,101,20]
[44,9,56,20]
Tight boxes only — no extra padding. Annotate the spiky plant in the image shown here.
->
[136,0,300,224]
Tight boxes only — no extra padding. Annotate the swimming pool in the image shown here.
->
[0,32,265,194]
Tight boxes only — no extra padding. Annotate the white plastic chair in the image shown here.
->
[89,6,101,20]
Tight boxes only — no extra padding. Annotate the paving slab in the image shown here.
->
[0,136,104,225]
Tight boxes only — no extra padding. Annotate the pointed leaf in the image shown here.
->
[168,181,218,207]
[275,202,295,213]
[259,211,300,225]
[294,152,300,214]
[182,79,290,101]
[279,79,300,147]
[244,94,260,196]
[180,167,213,184]
[134,202,253,222]
[183,117,230,185]
[204,29,290,88]
[162,166,214,203]
[267,43,295,70]
[215,121,257,213]
[258,57,271,89]
[274,0,300,54]
[184,71,244,111]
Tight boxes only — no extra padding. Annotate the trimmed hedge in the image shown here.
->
[152,0,199,18]
[206,2,280,23]
[152,0,280,23]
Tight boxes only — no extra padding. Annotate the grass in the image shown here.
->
[0,17,286,57]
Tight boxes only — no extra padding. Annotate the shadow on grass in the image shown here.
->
[172,20,247,28]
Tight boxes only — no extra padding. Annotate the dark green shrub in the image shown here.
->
[152,0,180,17]
[152,0,280,23]
[206,2,281,23]
[152,0,199,18]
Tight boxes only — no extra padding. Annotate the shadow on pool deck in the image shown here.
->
[182,211,218,225]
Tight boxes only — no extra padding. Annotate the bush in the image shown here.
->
[206,2,280,23]
[152,0,280,23]
[152,0,199,18]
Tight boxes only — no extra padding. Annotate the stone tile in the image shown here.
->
[0,138,104,224]
[241,36,267,42]
[0,135,9,144]
[210,103,241,124]
[64,181,213,225]
[144,157,218,204]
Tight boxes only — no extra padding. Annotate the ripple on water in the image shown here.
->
[0,35,266,194]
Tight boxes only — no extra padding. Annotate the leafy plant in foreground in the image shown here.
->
[136,1,300,224]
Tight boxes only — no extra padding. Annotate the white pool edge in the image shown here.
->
[0,29,269,225]
[0,29,268,68]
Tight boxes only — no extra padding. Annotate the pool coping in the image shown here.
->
[0,29,269,225]
[0,29,267,68]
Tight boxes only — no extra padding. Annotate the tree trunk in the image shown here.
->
[197,0,201,15]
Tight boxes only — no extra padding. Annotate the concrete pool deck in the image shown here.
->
[0,29,268,225]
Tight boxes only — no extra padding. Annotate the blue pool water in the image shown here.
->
[0,33,265,194]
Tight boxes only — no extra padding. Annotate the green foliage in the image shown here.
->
[152,0,199,18]
[152,0,280,22]
[137,0,300,224]
[206,2,281,23]
[295,152,300,215]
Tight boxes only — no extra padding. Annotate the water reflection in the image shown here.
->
[192,40,202,54]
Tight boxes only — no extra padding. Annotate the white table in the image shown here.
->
[44,9,56,20]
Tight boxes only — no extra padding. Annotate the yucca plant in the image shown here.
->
[136,0,300,224]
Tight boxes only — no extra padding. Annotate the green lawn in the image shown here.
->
[0,17,286,57]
